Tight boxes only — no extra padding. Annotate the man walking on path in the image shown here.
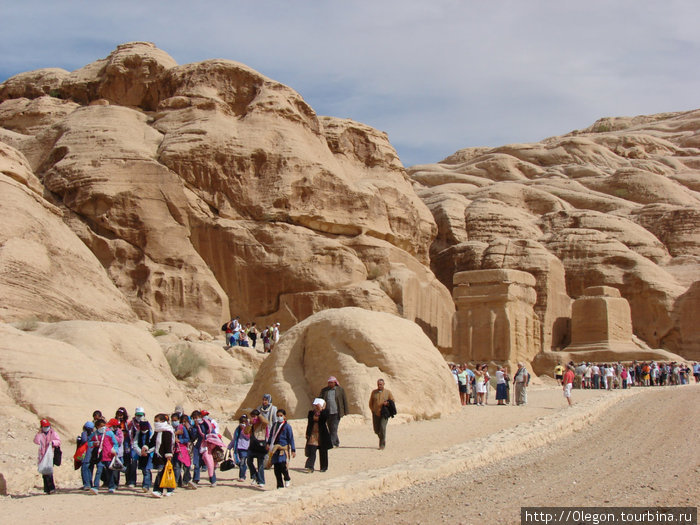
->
[563,364,575,406]
[513,362,530,405]
[369,379,395,450]
[319,376,348,447]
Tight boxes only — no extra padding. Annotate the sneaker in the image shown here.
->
[81,486,90,491]
[236,478,245,482]
[250,479,258,486]
[210,482,217,487]
[284,480,290,488]
[126,484,136,489]
[304,468,313,473]
[150,491,162,498]
[141,487,150,493]
[164,492,174,497]
[320,469,327,472]
[257,483,265,489]
[108,488,115,494]
[89,488,99,495]
[186,481,197,490]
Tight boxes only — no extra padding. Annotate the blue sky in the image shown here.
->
[2,1,699,166]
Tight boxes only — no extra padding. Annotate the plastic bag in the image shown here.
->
[38,445,54,475]
[159,459,177,489]
[109,455,126,472]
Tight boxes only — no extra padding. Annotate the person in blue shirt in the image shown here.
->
[78,421,95,490]
[267,408,295,488]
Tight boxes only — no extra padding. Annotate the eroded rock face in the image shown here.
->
[238,307,460,420]
[0,42,452,343]
[567,286,636,352]
[0,143,136,323]
[411,110,700,358]
[452,269,541,370]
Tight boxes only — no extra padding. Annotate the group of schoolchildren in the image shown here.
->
[223,317,280,353]
[71,406,224,497]
[34,393,305,496]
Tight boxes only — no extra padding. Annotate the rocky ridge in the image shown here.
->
[0,42,452,347]
[410,111,700,359]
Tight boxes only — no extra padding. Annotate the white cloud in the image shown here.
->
[1,0,699,165]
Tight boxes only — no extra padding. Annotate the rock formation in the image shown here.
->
[238,307,461,420]
[452,269,541,370]
[566,286,636,352]
[0,42,453,346]
[410,111,700,359]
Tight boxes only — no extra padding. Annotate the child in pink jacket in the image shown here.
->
[34,418,61,494]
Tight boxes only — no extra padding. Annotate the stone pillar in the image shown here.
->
[452,269,541,367]
[567,286,636,351]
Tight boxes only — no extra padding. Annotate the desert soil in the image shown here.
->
[2,384,697,525]
[293,385,700,525]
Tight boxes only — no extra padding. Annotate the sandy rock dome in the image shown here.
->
[238,307,461,420]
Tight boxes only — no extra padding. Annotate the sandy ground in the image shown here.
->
[292,385,700,525]
[1,384,697,524]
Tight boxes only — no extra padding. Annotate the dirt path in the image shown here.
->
[291,386,700,525]
[3,385,697,525]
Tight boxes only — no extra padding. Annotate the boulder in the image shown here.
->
[238,308,460,420]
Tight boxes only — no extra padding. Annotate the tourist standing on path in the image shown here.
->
[563,364,575,407]
[319,376,348,447]
[369,378,395,450]
[554,363,564,385]
[513,362,530,406]
[304,398,332,472]
[495,366,507,405]
[34,418,60,494]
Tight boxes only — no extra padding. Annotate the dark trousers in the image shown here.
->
[327,413,341,447]
[372,414,388,448]
[247,453,266,484]
[42,474,55,493]
[304,445,328,471]
[273,462,290,487]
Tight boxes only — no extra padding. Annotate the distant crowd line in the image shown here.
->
[448,360,699,408]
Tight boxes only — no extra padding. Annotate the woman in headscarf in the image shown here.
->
[304,398,332,473]
[257,394,280,425]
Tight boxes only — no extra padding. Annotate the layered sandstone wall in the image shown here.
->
[411,112,700,358]
[0,42,453,345]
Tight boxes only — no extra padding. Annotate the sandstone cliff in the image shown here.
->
[0,42,453,347]
[410,112,700,359]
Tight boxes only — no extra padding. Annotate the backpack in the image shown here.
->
[221,322,228,331]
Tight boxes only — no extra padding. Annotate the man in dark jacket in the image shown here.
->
[319,376,348,447]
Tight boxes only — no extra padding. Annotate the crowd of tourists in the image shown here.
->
[449,360,699,409]
[222,317,280,352]
[555,361,697,389]
[449,362,532,406]
[33,377,397,496]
